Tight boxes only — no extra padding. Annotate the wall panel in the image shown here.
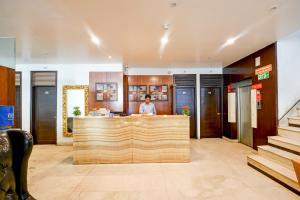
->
[89,72,124,112]
[0,65,16,126]
[0,65,15,106]
[223,44,277,149]
[127,75,173,115]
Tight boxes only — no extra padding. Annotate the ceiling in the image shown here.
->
[1,0,300,67]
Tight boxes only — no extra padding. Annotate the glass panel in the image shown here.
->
[0,38,16,68]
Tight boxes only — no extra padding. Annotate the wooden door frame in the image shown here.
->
[16,71,22,128]
[30,71,58,144]
[200,87,222,138]
[174,86,197,138]
[199,74,223,138]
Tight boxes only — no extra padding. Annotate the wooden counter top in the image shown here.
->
[73,115,190,164]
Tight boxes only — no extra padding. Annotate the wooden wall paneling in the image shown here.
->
[126,75,173,115]
[123,75,129,114]
[253,45,278,148]
[127,75,140,114]
[89,72,124,112]
[223,44,277,149]
[0,66,16,106]
[106,72,124,112]
[89,72,106,111]
[0,66,16,126]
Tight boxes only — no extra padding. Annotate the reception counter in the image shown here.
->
[73,115,190,164]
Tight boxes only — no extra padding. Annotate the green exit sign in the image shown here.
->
[258,72,269,80]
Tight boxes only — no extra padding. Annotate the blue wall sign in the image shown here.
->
[0,106,14,128]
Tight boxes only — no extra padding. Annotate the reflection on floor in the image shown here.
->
[28,139,300,200]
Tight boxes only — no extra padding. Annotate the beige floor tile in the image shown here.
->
[26,139,299,200]
[71,190,168,200]
[75,174,166,192]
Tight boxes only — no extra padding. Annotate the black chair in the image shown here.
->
[0,130,35,200]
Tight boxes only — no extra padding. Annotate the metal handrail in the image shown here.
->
[279,98,300,121]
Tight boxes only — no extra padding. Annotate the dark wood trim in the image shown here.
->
[199,74,223,138]
[200,87,222,138]
[30,71,57,144]
[173,74,197,138]
[16,71,22,129]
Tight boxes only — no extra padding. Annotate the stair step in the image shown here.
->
[268,136,300,153]
[247,154,300,192]
[258,145,300,170]
[289,117,300,127]
[278,126,300,141]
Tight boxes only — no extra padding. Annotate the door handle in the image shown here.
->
[217,113,221,116]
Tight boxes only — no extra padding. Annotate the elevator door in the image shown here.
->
[238,85,253,147]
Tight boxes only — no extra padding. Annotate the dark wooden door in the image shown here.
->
[175,87,196,138]
[15,86,22,128]
[33,87,57,144]
[200,87,221,138]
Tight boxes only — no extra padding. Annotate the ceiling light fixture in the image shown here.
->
[270,5,279,11]
[225,37,236,46]
[163,23,170,30]
[170,2,177,7]
[108,55,112,59]
[85,24,102,48]
[161,36,169,46]
[91,35,100,46]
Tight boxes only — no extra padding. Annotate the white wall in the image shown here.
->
[277,30,300,119]
[127,67,223,139]
[16,64,222,145]
[16,64,123,145]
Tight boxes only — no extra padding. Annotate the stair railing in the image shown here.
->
[279,98,300,126]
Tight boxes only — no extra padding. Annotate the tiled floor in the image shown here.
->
[28,139,300,200]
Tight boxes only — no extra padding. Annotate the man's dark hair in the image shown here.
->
[145,94,151,99]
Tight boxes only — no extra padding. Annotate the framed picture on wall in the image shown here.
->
[96,92,104,101]
[95,82,118,101]
[149,85,168,101]
[96,83,104,90]
[128,85,147,102]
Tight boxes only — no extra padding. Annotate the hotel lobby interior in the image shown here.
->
[1,0,300,199]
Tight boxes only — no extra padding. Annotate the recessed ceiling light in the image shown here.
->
[270,5,279,11]
[170,2,177,7]
[91,35,100,46]
[161,36,169,46]
[225,38,236,46]
[108,55,112,59]
[163,23,170,30]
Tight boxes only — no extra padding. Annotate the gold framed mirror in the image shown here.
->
[63,85,89,137]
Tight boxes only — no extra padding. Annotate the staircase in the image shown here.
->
[247,116,300,193]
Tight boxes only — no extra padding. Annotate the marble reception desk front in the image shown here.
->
[73,115,190,164]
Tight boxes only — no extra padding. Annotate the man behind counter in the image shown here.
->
[139,94,156,115]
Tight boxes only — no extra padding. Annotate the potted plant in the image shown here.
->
[73,106,82,117]
[181,105,190,116]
